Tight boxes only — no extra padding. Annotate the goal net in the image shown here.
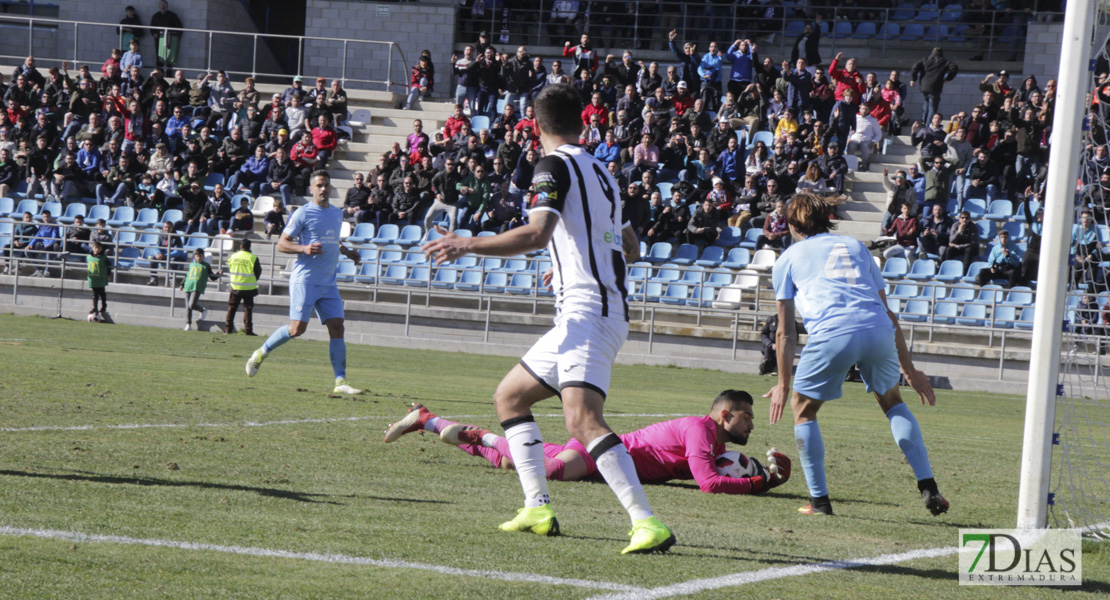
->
[1049,10,1110,540]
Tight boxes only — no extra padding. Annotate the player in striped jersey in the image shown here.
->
[421,83,674,554]
[764,192,948,517]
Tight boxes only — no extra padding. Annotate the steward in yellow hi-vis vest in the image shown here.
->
[225,238,262,335]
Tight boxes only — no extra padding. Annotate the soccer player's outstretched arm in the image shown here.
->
[422,211,559,265]
[766,298,797,425]
[879,287,936,406]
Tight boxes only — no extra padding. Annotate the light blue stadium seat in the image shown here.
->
[784,21,806,37]
[975,285,1005,305]
[455,268,485,291]
[347,223,376,244]
[852,22,877,39]
[900,299,931,322]
[183,234,209,250]
[380,265,408,285]
[670,243,698,265]
[405,266,432,287]
[336,261,356,282]
[934,260,964,282]
[748,130,774,151]
[940,4,963,21]
[161,209,183,224]
[354,263,378,284]
[1000,221,1024,240]
[133,230,157,247]
[115,247,141,269]
[629,281,663,302]
[983,200,1013,222]
[962,261,987,283]
[660,283,690,305]
[877,22,900,39]
[916,3,940,22]
[947,284,976,303]
[13,199,39,218]
[906,259,937,281]
[890,283,918,300]
[645,242,673,263]
[881,257,908,279]
[686,285,716,308]
[469,115,490,132]
[396,224,424,246]
[695,245,724,267]
[57,203,88,225]
[1012,200,1040,222]
[956,303,987,327]
[430,267,457,289]
[371,224,400,246]
[715,226,743,247]
[656,182,673,199]
[705,269,734,288]
[964,198,987,219]
[933,301,959,324]
[650,263,681,283]
[378,245,405,263]
[738,228,761,250]
[721,247,750,269]
[900,23,925,40]
[887,298,902,313]
[106,206,135,228]
[41,201,63,219]
[203,172,225,192]
[891,2,916,20]
[401,250,427,266]
[831,20,853,38]
[506,273,534,295]
[1003,286,1034,306]
[1016,307,1035,330]
[483,272,508,293]
[129,207,159,229]
[992,305,1017,329]
[924,25,948,42]
[679,266,706,285]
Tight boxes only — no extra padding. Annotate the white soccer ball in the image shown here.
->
[715,451,764,479]
[87,313,97,323]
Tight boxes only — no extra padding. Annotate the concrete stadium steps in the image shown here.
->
[834,134,922,242]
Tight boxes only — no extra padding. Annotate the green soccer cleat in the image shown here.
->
[245,349,266,377]
[333,377,364,395]
[621,516,676,555]
[498,505,560,536]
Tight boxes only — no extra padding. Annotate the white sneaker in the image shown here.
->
[41,268,50,278]
[245,349,266,377]
[199,308,208,321]
[183,323,192,331]
[30,269,41,277]
[333,377,363,395]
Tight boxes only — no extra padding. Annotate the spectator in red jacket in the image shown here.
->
[581,92,609,129]
[310,114,338,170]
[442,104,469,140]
[828,52,864,101]
[673,81,695,116]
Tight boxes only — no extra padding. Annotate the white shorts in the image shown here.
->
[520,312,629,399]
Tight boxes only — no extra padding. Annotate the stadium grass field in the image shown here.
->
[0,313,1105,599]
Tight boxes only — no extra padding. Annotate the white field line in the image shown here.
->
[0,414,692,433]
[586,546,960,600]
[0,525,644,593]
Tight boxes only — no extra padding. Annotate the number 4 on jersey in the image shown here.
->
[823,243,860,285]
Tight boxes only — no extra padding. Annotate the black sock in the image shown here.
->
[917,477,939,495]
[811,495,833,514]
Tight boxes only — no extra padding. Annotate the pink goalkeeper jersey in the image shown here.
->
[617,415,758,494]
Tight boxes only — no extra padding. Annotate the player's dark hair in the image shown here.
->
[786,191,837,238]
[711,390,754,412]
[533,83,583,138]
[240,238,252,252]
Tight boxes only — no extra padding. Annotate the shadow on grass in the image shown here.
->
[0,468,447,506]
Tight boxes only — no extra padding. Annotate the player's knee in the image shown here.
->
[327,321,344,338]
[288,322,307,337]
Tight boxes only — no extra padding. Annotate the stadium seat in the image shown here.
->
[1016,307,1036,330]
[336,261,357,282]
[680,266,706,285]
[748,130,774,151]
[975,285,1005,305]
[628,261,652,284]
[887,298,902,314]
[852,22,878,39]
[506,273,535,295]
[371,224,400,246]
[881,257,909,279]
[906,259,937,281]
[715,226,742,247]
[346,223,376,244]
[890,283,919,300]
[733,270,761,292]
[469,115,490,132]
[670,243,698,265]
[161,209,183,224]
[940,4,963,21]
[430,267,457,289]
[40,201,62,219]
[704,269,734,288]
[992,305,1017,329]
[401,250,427,266]
[1003,286,1034,306]
[738,228,762,250]
[455,229,475,238]
[747,249,777,272]
[380,265,408,286]
[645,242,673,263]
[482,272,508,293]
[877,23,901,40]
[482,257,503,271]
[633,281,664,303]
[347,108,372,127]
[900,299,931,323]
[133,230,157,247]
[13,199,39,218]
[891,2,916,20]
[964,198,987,219]
[933,301,959,324]
[251,196,275,218]
[947,284,976,304]
[202,172,225,192]
[956,303,987,327]
[405,266,432,287]
[134,247,161,269]
[831,20,853,38]
[934,260,964,282]
[784,21,806,37]
[947,24,967,42]
[916,3,940,21]
[0,197,13,217]
[1000,221,1024,240]
[721,247,751,269]
[114,247,141,269]
[695,245,725,267]
[712,285,745,309]
[656,182,673,199]
[396,224,424,246]
[128,207,159,229]
[983,200,1013,222]
[918,284,946,301]
[900,23,924,40]
[56,203,88,225]
[378,245,405,264]
[686,285,716,308]
[1012,200,1040,222]
[106,206,135,228]
[650,263,681,283]
[183,234,209,250]
[962,261,987,283]
[924,24,949,42]
[358,247,379,263]
[660,283,690,305]
[354,263,379,284]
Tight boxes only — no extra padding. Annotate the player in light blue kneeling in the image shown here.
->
[245,170,364,395]
[764,191,948,517]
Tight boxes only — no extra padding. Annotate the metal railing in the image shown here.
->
[457,2,1063,63]
[0,15,407,92]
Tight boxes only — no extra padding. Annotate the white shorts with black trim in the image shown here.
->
[520,311,629,399]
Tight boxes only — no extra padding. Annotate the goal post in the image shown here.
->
[1015,0,1097,531]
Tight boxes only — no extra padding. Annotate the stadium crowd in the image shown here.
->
[0,3,1107,332]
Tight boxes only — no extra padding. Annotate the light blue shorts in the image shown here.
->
[289,283,344,324]
[792,325,901,401]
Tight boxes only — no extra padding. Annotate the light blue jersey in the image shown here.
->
[285,202,343,286]
[772,233,892,341]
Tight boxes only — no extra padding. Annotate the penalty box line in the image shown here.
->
[0,525,644,593]
[585,545,960,600]
[0,414,691,434]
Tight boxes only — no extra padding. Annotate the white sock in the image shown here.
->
[480,432,502,448]
[504,420,549,508]
[588,434,654,523]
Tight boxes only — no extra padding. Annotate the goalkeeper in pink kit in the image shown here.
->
[385,389,791,494]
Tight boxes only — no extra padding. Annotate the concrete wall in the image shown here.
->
[0,276,1045,395]
[302,0,456,92]
[0,0,278,79]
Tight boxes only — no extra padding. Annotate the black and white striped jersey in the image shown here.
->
[529,144,630,321]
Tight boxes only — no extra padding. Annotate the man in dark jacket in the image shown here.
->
[910,48,959,124]
[254,146,294,207]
